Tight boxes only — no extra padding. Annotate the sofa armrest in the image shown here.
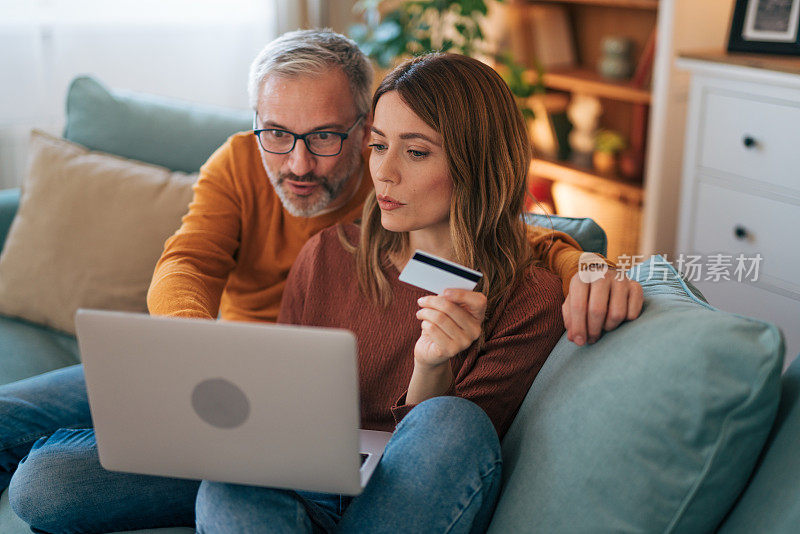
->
[0,188,21,253]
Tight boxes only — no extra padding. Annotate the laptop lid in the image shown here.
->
[75,309,367,495]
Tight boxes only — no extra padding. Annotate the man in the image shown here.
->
[3,29,642,531]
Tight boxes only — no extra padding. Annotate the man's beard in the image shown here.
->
[265,143,362,218]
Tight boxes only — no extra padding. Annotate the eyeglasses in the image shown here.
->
[252,113,365,157]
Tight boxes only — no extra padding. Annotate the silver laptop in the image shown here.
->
[75,309,392,495]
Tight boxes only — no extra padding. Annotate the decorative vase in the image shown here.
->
[598,36,633,80]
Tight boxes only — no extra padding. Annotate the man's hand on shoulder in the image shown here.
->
[562,269,644,345]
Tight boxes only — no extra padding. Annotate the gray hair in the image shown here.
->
[248,29,373,116]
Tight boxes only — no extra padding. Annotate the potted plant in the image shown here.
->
[349,0,539,117]
[593,129,626,175]
[350,0,494,68]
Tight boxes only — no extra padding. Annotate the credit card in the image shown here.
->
[398,250,482,295]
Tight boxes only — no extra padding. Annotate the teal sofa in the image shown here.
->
[0,76,797,533]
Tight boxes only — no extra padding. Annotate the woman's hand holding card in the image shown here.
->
[414,289,487,368]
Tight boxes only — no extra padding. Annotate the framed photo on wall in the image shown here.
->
[728,0,800,55]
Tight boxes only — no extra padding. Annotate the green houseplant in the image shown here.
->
[349,0,542,118]
[350,0,493,68]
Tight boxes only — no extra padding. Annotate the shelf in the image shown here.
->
[529,156,644,204]
[525,0,658,10]
[541,68,652,104]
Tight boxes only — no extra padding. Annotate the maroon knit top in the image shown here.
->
[278,224,565,439]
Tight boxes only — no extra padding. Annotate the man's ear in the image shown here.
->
[361,111,373,152]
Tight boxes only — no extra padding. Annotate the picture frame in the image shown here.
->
[728,0,800,55]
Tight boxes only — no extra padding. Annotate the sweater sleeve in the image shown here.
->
[527,225,617,296]
[392,268,566,439]
[147,140,241,319]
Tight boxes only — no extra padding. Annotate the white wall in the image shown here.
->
[0,0,280,189]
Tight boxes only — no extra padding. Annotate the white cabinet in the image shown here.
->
[676,54,800,367]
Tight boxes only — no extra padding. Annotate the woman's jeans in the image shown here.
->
[1,364,503,533]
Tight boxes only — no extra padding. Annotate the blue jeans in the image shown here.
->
[0,364,92,490]
[194,396,503,533]
[5,365,502,533]
[1,364,200,532]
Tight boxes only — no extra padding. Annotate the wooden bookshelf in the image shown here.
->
[500,0,659,260]
[541,68,652,104]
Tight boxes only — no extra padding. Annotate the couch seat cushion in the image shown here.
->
[0,486,194,534]
[489,255,784,533]
[0,316,79,385]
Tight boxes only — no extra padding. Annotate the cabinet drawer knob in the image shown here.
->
[742,135,757,148]
[734,225,749,240]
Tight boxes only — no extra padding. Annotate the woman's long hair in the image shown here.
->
[350,53,534,324]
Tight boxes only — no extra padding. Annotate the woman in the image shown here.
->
[193,53,565,533]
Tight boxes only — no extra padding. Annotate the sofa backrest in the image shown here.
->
[64,76,251,174]
[0,189,20,252]
[524,213,607,257]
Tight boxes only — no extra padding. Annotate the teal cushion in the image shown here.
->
[717,355,800,533]
[525,213,607,256]
[63,76,251,173]
[0,316,79,385]
[489,255,784,533]
[0,189,20,253]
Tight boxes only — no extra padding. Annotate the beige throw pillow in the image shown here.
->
[0,130,196,334]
